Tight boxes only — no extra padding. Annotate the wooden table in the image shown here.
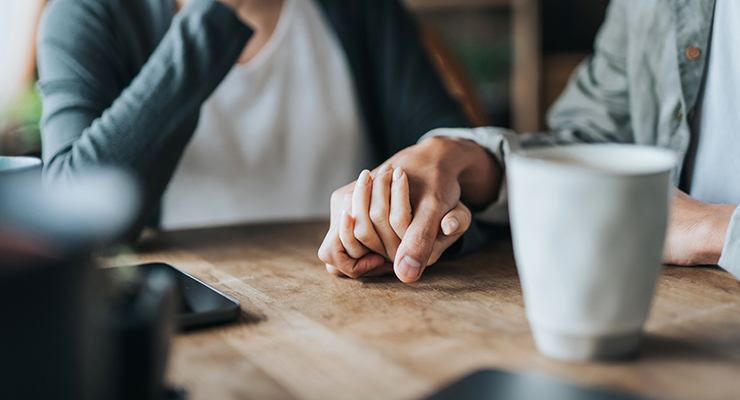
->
[108,221,740,400]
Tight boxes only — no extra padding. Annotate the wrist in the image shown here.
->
[700,205,736,264]
[423,137,501,208]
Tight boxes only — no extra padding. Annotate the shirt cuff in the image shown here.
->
[717,205,740,280]
[418,127,518,224]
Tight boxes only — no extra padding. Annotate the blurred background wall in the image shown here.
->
[0,0,46,157]
[0,0,609,157]
[408,0,609,132]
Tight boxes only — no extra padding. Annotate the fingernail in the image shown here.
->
[357,170,371,187]
[341,210,351,229]
[442,217,459,235]
[379,164,392,174]
[392,166,404,181]
[398,256,422,280]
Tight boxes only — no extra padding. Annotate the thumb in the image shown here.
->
[393,202,446,283]
[426,202,472,265]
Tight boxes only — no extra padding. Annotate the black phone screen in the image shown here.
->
[426,369,654,400]
[102,263,240,329]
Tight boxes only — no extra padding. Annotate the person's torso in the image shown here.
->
[574,0,740,204]
[614,1,710,159]
[683,0,740,205]
[160,0,372,229]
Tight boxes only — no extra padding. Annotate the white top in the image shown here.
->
[161,0,371,230]
[686,0,740,205]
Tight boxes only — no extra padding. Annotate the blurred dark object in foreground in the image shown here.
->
[0,256,181,400]
[101,265,181,400]
[426,369,656,400]
[0,158,182,400]
[0,256,102,400]
[103,263,241,330]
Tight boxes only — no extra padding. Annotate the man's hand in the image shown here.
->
[317,167,471,280]
[319,137,502,282]
[664,189,736,265]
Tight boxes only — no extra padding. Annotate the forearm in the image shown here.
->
[701,204,736,264]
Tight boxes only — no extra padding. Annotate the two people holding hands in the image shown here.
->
[325,0,740,282]
[37,0,740,282]
[320,136,502,282]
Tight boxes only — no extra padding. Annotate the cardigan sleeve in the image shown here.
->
[37,0,253,238]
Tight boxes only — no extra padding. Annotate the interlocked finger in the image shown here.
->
[339,210,368,259]
[389,166,413,239]
[352,169,386,255]
[369,166,401,261]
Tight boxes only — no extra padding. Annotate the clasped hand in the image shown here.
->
[319,165,471,282]
[319,137,501,283]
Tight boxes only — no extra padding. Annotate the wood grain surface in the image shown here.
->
[107,221,740,400]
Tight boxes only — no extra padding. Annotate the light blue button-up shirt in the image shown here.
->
[428,0,740,279]
[685,0,740,206]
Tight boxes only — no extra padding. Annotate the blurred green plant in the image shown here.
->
[0,83,42,156]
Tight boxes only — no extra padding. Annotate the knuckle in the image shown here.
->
[317,246,332,263]
[344,267,364,279]
[406,234,433,252]
[369,208,389,226]
[330,189,344,204]
[326,264,344,276]
[342,262,363,279]
[389,213,411,230]
[419,195,451,214]
[403,227,437,251]
[330,190,349,208]
[354,228,376,245]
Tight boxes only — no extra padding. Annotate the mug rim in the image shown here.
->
[509,144,676,177]
[0,156,42,176]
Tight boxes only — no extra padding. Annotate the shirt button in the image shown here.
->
[677,106,684,120]
[686,46,701,60]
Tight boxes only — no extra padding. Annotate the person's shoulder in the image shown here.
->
[39,0,161,46]
[41,0,120,29]
[39,0,119,48]
[39,0,169,70]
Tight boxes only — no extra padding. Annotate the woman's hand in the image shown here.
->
[324,165,471,280]
[319,137,500,283]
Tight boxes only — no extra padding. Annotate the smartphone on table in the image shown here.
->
[101,262,240,329]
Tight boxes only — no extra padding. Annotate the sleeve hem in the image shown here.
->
[717,205,740,280]
[418,127,516,223]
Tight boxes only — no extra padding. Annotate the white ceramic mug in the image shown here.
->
[506,144,676,362]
